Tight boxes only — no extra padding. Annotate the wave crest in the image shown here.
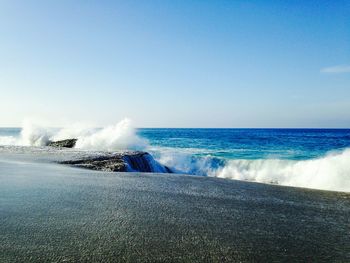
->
[1,118,147,151]
[21,121,52,146]
[75,119,147,151]
[215,149,350,192]
[155,148,350,192]
[1,121,349,192]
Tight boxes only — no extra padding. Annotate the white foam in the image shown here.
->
[75,118,147,151]
[1,120,349,192]
[20,120,53,146]
[154,150,217,175]
[214,149,350,192]
[154,147,350,192]
[0,136,19,146]
[0,118,147,151]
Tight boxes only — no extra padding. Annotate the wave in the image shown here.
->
[155,148,350,192]
[73,119,147,151]
[0,136,19,146]
[0,119,349,192]
[217,149,350,192]
[0,119,147,151]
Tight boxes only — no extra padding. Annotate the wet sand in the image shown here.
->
[0,157,349,262]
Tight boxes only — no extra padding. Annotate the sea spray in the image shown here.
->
[0,136,18,146]
[215,148,350,192]
[20,120,52,146]
[75,119,147,151]
[1,118,147,151]
[1,123,350,192]
[153,147,350,192]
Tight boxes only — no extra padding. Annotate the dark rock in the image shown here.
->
[61,155,127,172]
[60,151,173,173]
[48,139,77,148]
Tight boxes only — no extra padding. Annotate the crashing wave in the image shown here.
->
[156,148,350,192]
[0,118,147,151]
[0,119,349,192]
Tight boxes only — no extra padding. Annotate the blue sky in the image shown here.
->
[0,0,349,127]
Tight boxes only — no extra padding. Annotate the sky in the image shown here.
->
[0,0,349,128]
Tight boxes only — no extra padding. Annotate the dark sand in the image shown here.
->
[0,157,349,262]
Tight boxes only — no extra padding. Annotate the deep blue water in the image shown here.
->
[1,128,350,160]
[2,127,350,191]
[139,128,350,160]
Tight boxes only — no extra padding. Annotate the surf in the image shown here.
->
[0,120,350,192]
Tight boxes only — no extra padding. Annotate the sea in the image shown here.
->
[1,121,350,192]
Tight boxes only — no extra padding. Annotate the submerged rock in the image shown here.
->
[48,139,77,148]
[60,151,172,173]
[62,155,126,172]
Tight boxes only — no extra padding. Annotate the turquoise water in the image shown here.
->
[1,127,350,191]
[139,128,350,160]
[1,128,350,160]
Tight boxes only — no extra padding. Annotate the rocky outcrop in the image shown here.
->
[60,151,172,173]
[48,139,77,148]
[61,155,126,172]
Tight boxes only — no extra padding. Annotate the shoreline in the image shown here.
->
[1,145,350,193]
[1,154,349,262]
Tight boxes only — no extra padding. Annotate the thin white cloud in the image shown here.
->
[320,65,350,74]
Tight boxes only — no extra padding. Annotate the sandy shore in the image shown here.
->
[1,155,349,262]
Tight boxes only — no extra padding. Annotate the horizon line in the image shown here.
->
[0,126,349,129]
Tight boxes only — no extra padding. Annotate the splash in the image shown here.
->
[0,118,147,151]
[214,149,350,192]
[154,147,350,192]
[0,136,18,146]
[20,120,52,146]
[75,119,147,151]
[1,122,350,192]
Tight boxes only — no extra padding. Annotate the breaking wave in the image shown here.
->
[0,119,349,192]
[73,119,147,151]
[151,147,350,192]
[0,118,147,151]
[215,150,350,191]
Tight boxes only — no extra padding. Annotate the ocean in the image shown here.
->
[1,122,350,192]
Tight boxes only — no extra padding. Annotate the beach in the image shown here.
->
[2,0,350,261]
[1,152,349,262]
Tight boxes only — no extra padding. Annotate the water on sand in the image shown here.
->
[0,151,349,262]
